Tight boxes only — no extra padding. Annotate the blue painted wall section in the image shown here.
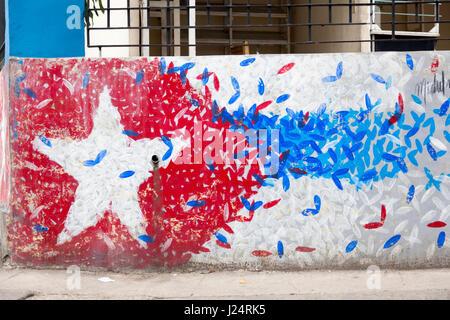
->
[8,0,85,58]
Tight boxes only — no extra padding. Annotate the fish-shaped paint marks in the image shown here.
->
[221,224,234,234]
[200,68,210,86]
[23,88,37,99]
[331,174,343,190]
[249,201,263,212]
[228,91,240,105]
[258,78,265,96]
[426,143,438,161]
[231,76,240,91]
[295,246,316,253]
[39,136,51,147]
[216,240,231,249]
[406,54,414,70]
[179,70,187,84]
[187,200,207,207]
[252,250,272,257]
[277,241,284,258]
[360,169,377,182]
[322,75,338,83]
[276,94,290,104]
[84,149,107,167]
[322,61,343,82]
[253,173,269,187]
[364,205,386,229]
[430,137,447,152]
[335,61,343,79]
[437,232,445,248]
[317,103,327,117]
[382,153,398,162]
[411,94,422,105]
[205,156,215,172]
[431,55,439,73]
[383,234,401,249]
[427,221,447,228]
[95,150,107,163]
[434,99,449,117]
[365,94,381,110]
[240,57,256,66]
[396,157,408,173]
[14,82,21,97]
[282,174,290,191]
[445,131,450,144]
[161,135,173,161]
[14,74,28,97]
[345,240,357,253]
[240,196,251,210]
[123,129,139,137]
[255,100,272,113]
[301,195,321,216]
[32,225,48,232]
[334,168,349,177]
[278,63,295,74]
[298,111,310,128]
[288,167,307,175]
[214,232,228,244]
[82,72,90,89]
[406,185,415,204]
[387,94,404,127]
[213,73,220,91]
[405,126,420,139]
[371,73,385,84]
[119,171,135,178]
[135,69,144,85]
[159,57,166,75]
[385,134,403,146]
[138,235,154,243]
[385,76,392,90]
[263,199,281,209]
[180,62,195,71]
[17,73,28,83]
[166,66,179,74]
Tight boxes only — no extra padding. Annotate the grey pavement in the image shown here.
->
[1,265,450,300]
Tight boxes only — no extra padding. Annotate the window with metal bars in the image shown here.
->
[85,0,450,57]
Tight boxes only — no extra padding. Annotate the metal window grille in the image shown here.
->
[86,0,450,56]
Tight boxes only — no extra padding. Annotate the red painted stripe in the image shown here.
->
[255,100,273,112]
[252,250,272,257]
[263,199,281,209]
[363,222,384,229]
[278,63,295,75]
[295,246,316,252]
[427,221,447,228]
[216,240,231,249]
[213,73,220,91]
[381,204,386,222]
[222,223,234,234]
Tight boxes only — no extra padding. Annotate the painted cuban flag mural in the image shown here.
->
[5,51,450,269]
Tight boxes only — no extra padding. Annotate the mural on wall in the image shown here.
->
[5,52,450,269]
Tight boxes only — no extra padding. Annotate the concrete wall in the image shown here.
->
[0,67,9,265]
[3,51,450,270]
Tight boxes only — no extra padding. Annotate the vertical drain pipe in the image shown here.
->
[151,155,162,247]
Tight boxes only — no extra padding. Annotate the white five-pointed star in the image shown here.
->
[33,87,186,245]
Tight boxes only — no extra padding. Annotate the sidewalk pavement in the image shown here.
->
[1,265,450,300]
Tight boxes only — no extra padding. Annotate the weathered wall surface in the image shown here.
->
[4,52,450,270]
[0,67,10,265]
